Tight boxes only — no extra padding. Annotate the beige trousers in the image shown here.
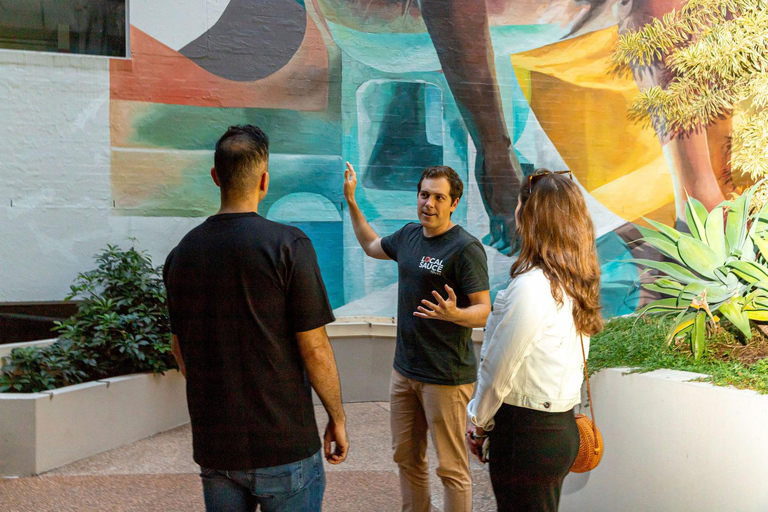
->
[390,369,474,512]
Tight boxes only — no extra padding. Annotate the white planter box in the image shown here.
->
[0,370,188,477]
[323,319,484,403]
[561,368,768,512]
[0,338,56,362]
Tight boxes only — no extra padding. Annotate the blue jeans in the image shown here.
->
[200,450,325,512]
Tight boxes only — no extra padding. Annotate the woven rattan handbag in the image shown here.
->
[570,334,603,473]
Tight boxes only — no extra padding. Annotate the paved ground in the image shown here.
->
[1,402,497,511]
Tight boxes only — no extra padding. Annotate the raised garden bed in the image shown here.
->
[0,319,459,476]
[561,367,768,512]
[0,370,188,477]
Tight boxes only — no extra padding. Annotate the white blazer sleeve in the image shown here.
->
[467,274,555,430]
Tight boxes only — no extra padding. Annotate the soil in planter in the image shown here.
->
[709,336,768,365]
[671,323,768,366]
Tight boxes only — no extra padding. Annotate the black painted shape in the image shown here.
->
[180,0,306,82]
[363,83,443,191]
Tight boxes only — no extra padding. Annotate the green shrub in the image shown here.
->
[0,244,176,393]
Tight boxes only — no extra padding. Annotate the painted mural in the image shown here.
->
[109,0,746,315]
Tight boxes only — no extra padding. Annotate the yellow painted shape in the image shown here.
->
[510,27,635,93]
[590,153,674,222]
[508,25,669,218]
[111,148,212,210]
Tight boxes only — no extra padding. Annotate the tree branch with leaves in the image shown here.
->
[613,0,768,197]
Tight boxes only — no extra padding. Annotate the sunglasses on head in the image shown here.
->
[527,170,573,193]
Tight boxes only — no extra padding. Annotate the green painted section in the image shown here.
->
[127,104,342,155]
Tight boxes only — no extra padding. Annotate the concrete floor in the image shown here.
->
[0,402,497,511]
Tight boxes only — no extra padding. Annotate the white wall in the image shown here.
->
[0,49,201,301]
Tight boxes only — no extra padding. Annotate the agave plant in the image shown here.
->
[633,183,768,360]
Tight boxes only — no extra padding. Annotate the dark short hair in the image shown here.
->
[417,166,463,203]
[213,125,269,195]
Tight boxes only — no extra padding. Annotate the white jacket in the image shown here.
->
[467,268,588,430]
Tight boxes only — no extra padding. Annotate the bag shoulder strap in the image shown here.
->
[579,333,599,442]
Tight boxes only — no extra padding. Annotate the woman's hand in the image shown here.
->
[466,426,488,464]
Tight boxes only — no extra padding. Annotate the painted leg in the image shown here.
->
[663,133,725,222]
[620,0,726,223]
[706,115,736,197]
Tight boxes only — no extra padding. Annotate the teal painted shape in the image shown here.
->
[490,279,512,305]
[597,231,641,317]
[362,82,443,191]
[268,193,342,222]
[325,21,440,73]
[340,56,469,223]
[507,73,531,147]
[287,221,344,309]
[489,24,573,55]
[261,155,345,216]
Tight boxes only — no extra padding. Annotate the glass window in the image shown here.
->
[0,0,127,57]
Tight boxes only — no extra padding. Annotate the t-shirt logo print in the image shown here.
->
[419,255,444,275]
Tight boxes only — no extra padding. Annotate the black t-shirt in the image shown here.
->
[163,212,335,470]
[381,223,489,385]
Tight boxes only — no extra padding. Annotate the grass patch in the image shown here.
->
[589,315,768,394]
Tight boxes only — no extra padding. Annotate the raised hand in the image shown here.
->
[343,162,358,205]
[414,284,459,323]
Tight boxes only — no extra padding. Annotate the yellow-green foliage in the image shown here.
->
[613,0,768,181]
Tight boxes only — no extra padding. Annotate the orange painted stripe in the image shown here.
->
[110,20,329,110]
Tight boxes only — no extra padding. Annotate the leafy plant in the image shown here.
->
[0,244,175,393]
[613,0,768,196]
[633,183,768,359]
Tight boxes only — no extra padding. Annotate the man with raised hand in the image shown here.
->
[164,125,348,512]
[343,162,491,512]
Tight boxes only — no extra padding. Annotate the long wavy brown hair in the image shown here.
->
[510,170,603,336]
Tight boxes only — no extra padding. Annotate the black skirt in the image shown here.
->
[488,404,580,512]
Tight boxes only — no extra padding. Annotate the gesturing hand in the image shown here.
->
[414,284,459,323]
[343,162,357,205]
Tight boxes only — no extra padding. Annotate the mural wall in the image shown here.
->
[1,0,747,316]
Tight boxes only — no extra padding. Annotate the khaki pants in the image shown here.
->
[390,369,474,512]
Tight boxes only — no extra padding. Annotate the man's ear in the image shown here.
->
[210,167,220,187]
[450,197,459,213]
[259,169,270,200]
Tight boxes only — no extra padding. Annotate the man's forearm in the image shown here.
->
[305,347,346,423]
[452,304,491,328]
[298,328,346,424]
[347,200,380,255]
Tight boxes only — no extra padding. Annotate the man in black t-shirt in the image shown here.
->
[164,125,348,512]
[343,163,491,512]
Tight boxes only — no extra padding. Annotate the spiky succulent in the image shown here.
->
[633,183,768,360]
